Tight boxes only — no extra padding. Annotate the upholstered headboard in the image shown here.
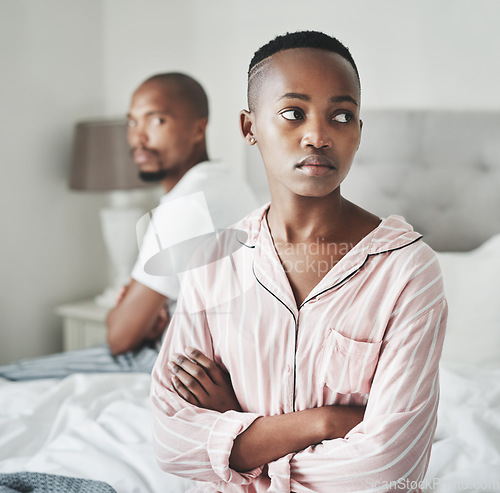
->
[245,110,500,251]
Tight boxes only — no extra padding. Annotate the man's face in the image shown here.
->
[245,48,362,199]
[127,81,204,182]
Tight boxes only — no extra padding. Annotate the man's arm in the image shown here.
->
[106,279,167,355]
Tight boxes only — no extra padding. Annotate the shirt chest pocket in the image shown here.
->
[321,328,382,395]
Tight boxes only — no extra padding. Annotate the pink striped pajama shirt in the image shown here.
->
[151,204,447,492]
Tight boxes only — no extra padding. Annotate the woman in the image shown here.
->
[151,31,447,493]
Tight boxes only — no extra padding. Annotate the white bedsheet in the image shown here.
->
[424,363,500,492]
[0,373,193,493]
[1,365,499,493]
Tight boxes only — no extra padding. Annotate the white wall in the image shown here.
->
[102,0,500,174]
[2,0,500,363]
[0,0,108,363]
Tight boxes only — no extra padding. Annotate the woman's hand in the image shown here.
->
[168,347,242,413]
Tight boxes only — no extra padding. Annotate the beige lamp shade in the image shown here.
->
[70,120,152,191]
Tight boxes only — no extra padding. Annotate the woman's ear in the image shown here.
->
[239,110,256,145]
[356,119,363,150]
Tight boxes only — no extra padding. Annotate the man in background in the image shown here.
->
[0,72,258,379]
[106,72,258,357]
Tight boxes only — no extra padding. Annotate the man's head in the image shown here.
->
[127,73,209,187]
[240,31,362,199]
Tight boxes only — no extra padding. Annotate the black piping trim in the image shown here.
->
[238,239,255,249]
[300,236,423,308]
[252,263,298,410]
[252,264,296,322]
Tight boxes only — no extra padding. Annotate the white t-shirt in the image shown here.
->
[131,161,259,306]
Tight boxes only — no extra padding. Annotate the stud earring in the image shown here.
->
[250,137,256,144]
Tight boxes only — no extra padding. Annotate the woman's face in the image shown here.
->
[242,48,362,200]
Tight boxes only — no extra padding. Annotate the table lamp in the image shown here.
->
[70,119,154,307]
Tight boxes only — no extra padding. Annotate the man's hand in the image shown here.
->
[145,304,169,343]
[168,348,242,413]
[106,280,168,355]
[112,281,168,345]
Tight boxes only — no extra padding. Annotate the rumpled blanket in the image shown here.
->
[0,471,116,493]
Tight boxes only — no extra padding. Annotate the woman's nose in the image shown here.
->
[301,119,332,149]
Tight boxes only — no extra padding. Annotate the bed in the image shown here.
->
[1,110,500,492]
[0,373,192,492]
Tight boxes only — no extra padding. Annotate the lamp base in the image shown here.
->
[97,191,143,308]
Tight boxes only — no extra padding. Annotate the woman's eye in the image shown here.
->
[152,117,165,125]
[127,119,136,128]
[333,112,353,123]
[281,109,304,121]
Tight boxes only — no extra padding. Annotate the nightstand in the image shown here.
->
[56,300,110,351]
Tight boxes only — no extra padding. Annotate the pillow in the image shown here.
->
[436,234,500,366]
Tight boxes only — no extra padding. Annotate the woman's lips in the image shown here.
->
[296,155,336,176]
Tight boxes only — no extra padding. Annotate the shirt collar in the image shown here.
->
[244,205,422,310]
[238,204,421,254]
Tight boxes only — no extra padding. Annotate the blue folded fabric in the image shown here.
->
[0,472,117,493]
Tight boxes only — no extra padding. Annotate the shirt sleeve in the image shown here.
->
[288,253,448,493]
[131,254,180,299]
[131,207,180,299]
[150,269,264,487]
